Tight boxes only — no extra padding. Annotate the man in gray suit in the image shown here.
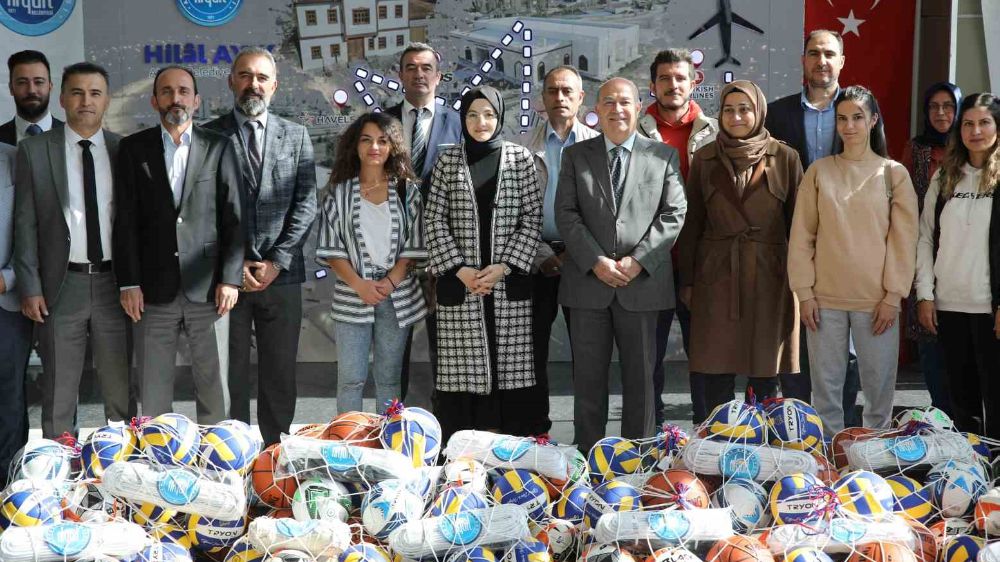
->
[204,47,317,445]
[555,77,686,453]
[114,66,243,423]
[14,62,130,438]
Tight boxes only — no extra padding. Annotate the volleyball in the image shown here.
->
[201,421,262,475]
[361,479,426,538]
[151,525,194,549]
[583,480,642,529]
[764,399,824,455]
[942,535,984,562]
[504,538,552,562]
[81,424,138,479]
[225,538,265,562]
[445,547,499,562]
[140,413,202,466]
[138,542,194,562]
[964,433,990,462]
[711,478,770,532]
[928,459,988,483]
[928,461,987,518]
[0,485,62,529]
[833,470,895,518]
[131,501,179,527]
[845,542,917,562]
[339,543,392,562]
[641,469,709,509]
[768,472,824,525]
[886,474,933,524]
[783,547,833,562]
[587,437,644,482]
[187,514,247,550]
[492,468,551,522]
[443,458,489,493]
[429,486,490,516]
[13,438,71,483]
[703,400,766,444]
[552,484,591,525]
[380,406,441,466]
[292,478,352,522]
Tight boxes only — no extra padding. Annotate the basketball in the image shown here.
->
[326,412,383,447]
[251,444,298,509]
[814,455,839,486]
[903,518,938,562]
[705,534,774,562]
[845,542,917,562]
[641,469,709,509]
[295,423,328,438]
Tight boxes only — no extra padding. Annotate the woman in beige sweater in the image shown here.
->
[788,85,919,434]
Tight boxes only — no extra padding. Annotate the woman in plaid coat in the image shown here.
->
[425,86,543,440]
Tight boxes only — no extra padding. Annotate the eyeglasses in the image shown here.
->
[929,102,956,113]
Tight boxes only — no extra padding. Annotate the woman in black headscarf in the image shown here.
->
[424,87,543,442]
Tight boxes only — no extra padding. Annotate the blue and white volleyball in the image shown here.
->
[764,399,825,455]
[12,438,71,483]
[587,437,643,483]
[291,478,352,522]
[504,538,551,562]
[430,486,490,516]
[0,485,62,529]
[492,469,551,522]
[929,461,987,518]
[362,479,426,539]
[225,538,265,562]
[886,474,934,524]
[81,424,138,478]
[339,543,392,562]
[380,406,442,466]
[552,484,591,525]
[201,421,262,475]
[833,470,895,518]
[187,514,246,550]
[768,473,823,525]
[445,547,498,562]
[139,542,194,562]
[711,478,771,532]
[703,400,766,444]
[928,459,988,483]
[140,413,202,466]
[583,480,641,529]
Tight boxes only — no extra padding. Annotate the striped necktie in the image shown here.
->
[410,107,427,176]
[610,146,624,211]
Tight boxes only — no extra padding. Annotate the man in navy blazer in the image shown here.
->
[385,42,462,408]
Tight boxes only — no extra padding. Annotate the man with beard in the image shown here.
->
[204,47,317,445]
[765,29,861,424]
[1,51,63,146]
[113,66,243,423]
[13,62,130,438]
[637,48,718,425]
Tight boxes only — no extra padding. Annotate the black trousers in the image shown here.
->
[529,272,573,436]
[691,373,780,425]
[937,311,1000,438]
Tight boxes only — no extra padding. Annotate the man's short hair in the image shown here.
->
[598,77,640,102]
[399,42,440,71]
[542,65,583,88]
[61,62,109,89]
[648,48,695,83]
[231,46,277,75]
[152,65,198,95]
[803,29,844,55]
[8,50,51,78]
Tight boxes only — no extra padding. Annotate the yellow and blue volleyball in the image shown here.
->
[929,461,988,518]
[768,473,823,524]
[963,433,991,462]
[583,480,641,529]
[833,470,895,518]
[225,538,265,562]
[492,469,551,522]
[200,421,261,475]
[764,399,825,455]
[430,486,490,516]
[132,501,179,527]
[139,542,193,562]
[552,484,591,525]
[445,547,498,562]
[505,538,552,562]
[339,543,392,562]
[151,525,194,549]
[784,547,834,562]
[943,534,984,562]
[380,407,441,467]
[704,400,766,444]
[886,474,933,524]
[81,424,138,478]
[140,413,202,466]
[187,513,246,550]
[0,486,62,529]
[586,437,643,483]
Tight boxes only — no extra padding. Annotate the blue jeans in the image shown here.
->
[334,299,411,414]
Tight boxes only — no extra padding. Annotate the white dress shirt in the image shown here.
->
[15,112,54,143]
[161,125,192,207]
[64,127,113,263]
[401,99,435,147]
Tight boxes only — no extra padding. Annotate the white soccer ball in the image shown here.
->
[291,479,351,522]
[712,478,771,532]
[361,479,425,539]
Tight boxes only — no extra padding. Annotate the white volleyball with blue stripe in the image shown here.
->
[0,483,62,529]
[768,472,824,525]
[201,420,262,475]
[703,400,766,444]
[362,478,426,539]
[339,542,392,562]
[583,480,641,529]
[140,413,202,466]
[764,399,824,455]
[833,470,895,518]
[492,469,551,522]
[380,406,442,466]
[187,513,246,550]
[711,478,770,532]
[13,438,71,483]
[928,460,988,518]
[81,424,138,478]
[430,486,490,516]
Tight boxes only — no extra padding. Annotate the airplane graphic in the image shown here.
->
[687,0,765,68]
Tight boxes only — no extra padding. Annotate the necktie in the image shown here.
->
[410,108,427,177]
[245,120,262,182]
[610,146,624,211]
[79,140,103,264]
[26,124,42,137]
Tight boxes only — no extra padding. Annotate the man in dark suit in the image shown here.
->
[385,42,462,409]
[764,29,860,425]
[555,77,686,453]
[204,47,317,445]
[13,62,130,438]
[114,66,243,424]
[2,50,64,146]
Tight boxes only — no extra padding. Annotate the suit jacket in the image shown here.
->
[765,92,842,169]
[203,111,317,285]
[0,117,65,146]
[0,143,18,311]
[555,134,687,312]
[113,125,243,305]
[13,127,122,305]
[385,102,462,197]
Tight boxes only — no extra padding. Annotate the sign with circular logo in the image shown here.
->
[157,469,201,505]
[0,0,76,36]
[830,518,867,544]
[649,511,691,543]
[44,523,92,557]
[719,445,761,480]
[320,443,363,472]
[890,436,927,463]
[176,0,242,27]
[491,438,531,462]
[276,519,318,538]
[438,512,483,545]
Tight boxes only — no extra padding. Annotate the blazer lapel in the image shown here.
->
[585,138,615,212]
[258,116,283,191]
[45,128,71,229]
[223,113,256,191]
[179,128,205,213]
[617,137,647,214]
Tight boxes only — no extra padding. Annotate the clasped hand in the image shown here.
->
[458,265,506,296]
[593,256,641,288]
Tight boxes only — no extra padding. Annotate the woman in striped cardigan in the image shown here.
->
[317,112,428,414]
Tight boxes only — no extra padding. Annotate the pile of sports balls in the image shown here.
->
[1,398,999,562]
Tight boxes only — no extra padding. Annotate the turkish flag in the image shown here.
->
[805,0,917,159]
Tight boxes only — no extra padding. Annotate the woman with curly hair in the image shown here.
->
[316,112,427,414]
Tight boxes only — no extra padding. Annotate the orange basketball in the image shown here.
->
[706,534,775,562]
[815,455,839,486]
[846,542,918,562]
[830,427,878,469]
[324,411,383,447]
[268,508,294,518]
[251,444,298,509]
[642,469,710,509]
[904,518,938,562]
[295,423,329,438]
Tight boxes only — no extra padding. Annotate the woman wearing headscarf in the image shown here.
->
[677,80,804,418]
[424,86,543,442]
[902,82,962,415]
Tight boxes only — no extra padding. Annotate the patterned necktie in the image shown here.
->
[79,140,103,264]
[610,146,624,211]
[245,120,262,182]
[410,107,427,177]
